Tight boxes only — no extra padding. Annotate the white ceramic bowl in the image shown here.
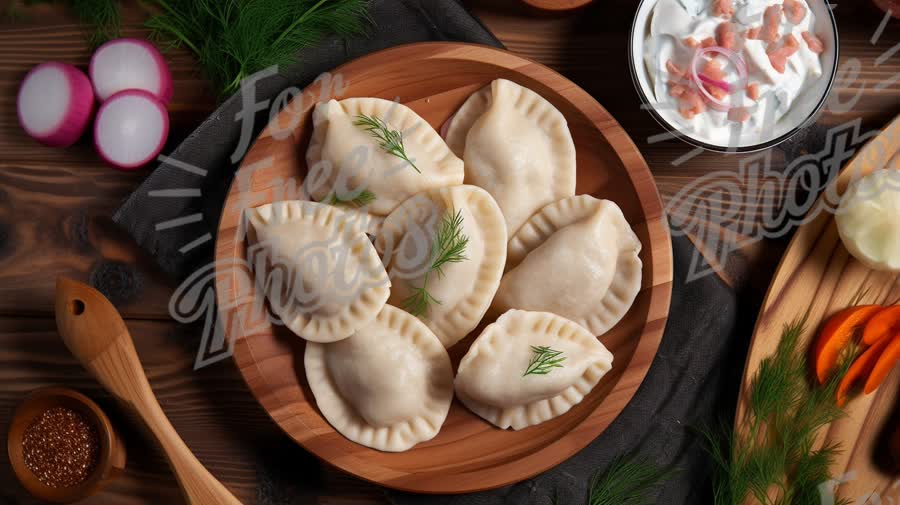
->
[629,0,839,152]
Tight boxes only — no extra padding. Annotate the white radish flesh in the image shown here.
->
[17,62,94,148]
[94,90,169,170]
[90,38,173,103]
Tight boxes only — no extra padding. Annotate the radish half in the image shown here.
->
[17,62,94,147]
[90,38,173,103]
[94,89,169,170]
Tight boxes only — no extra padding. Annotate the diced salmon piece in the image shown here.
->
[745,26,761,40]
[728,107,751,122]
[781,34,800,57]
[701,37,717,48]
[746,82,760,100]
[712,0,735,19]
[705,84,729,101]
[767,49,788,73]
[802,31,825,53]
[666,60,685,78]
[783,0,807,24]
[683,37,700,48]
[668,81,687,98]
[762,5,782,43]
[677,89,706,119]
[702,58,726,81]
[716,22,738,50]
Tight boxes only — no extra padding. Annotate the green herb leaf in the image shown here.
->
[586,454,673,505]
[325,189,376,208]
[353,113,420,173]
[700,316,856,505]
[523,345,566,376]
[401,209,469,317]
[146,0,372,97]
[9,0,119,46]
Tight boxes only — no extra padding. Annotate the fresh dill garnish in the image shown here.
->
[353,113,420,173]
[700,317,857,505]
[146,0,373,97]
[524,345,566,376]
[401,209,468,317]
[324,189,376,208]
[585,454,673,505]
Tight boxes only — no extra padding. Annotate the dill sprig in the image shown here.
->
[324,189,376,208]
[353,113,421,173]
[700,317,857,505]
[585,454,673,505]
[402,209,468,317]
[524,345,566,376]
[146,0,373,97]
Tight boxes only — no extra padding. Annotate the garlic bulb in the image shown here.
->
[836,169,900,273]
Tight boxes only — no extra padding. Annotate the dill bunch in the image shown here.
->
[12,0,119,47]
[325,189,376,208]
[552,453,671,505]
[402,209,469,317]
[700,318,856,505]
[146,0,373,97]
[524,345,566,376]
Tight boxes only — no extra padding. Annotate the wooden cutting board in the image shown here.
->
[737,115,900,503]
[213,43,673,493]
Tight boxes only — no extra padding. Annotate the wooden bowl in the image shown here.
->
[214,42,673,493]
[7,387,126,503]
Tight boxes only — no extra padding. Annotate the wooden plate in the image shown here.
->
[736,115,900,501]
[214,43,673,493]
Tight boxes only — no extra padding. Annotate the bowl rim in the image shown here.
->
[627,0,840,153]
[7,387,118,503]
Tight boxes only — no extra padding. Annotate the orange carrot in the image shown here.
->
[862,305,900,345]
[836,334,892,406]
[813,305,882,383]
[864,334,900,394]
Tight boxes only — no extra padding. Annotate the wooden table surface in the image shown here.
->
[0,1,897,504]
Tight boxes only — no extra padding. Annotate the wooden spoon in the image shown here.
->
[55,277,242,505]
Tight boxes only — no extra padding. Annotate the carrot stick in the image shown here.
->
[864,334,900,394]
[813,305,882,384]
[862,305,900,345]
[836,334,892,406]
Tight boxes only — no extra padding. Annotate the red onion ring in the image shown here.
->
[690,46,748,111]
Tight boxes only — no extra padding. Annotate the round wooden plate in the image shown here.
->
[214,42,673,494]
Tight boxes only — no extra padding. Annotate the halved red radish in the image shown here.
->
[17,62,94,148]
[94,89,169,170]
[90,38,172,103]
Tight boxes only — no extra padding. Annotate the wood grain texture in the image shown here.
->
[55,278,242,505]
[737,115,900,504]
[0,0,895,503]
[214,42,673,493]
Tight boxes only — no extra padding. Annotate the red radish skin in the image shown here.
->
[93,89,169,170]
[17,62,94,148]
[90,38,173,103]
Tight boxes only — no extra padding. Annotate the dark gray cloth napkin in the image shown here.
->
[113,1,745,503]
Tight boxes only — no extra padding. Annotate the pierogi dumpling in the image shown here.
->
[444,79,576,237]
[306,97,464,219]
[246,200,390,343]
[455,309,614,430]
[375,185,507,348]
[493,195,642,336]
[305,305,454,452]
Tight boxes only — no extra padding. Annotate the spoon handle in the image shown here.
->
[55,278,242,505]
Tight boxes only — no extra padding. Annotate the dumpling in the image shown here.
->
[493,195,642,336]
[246,200,390,343]
[444,79,576,237]
[455,309,614,430]
[305,305,454,451]
[375,185,507,348]
[306,98,464,219]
